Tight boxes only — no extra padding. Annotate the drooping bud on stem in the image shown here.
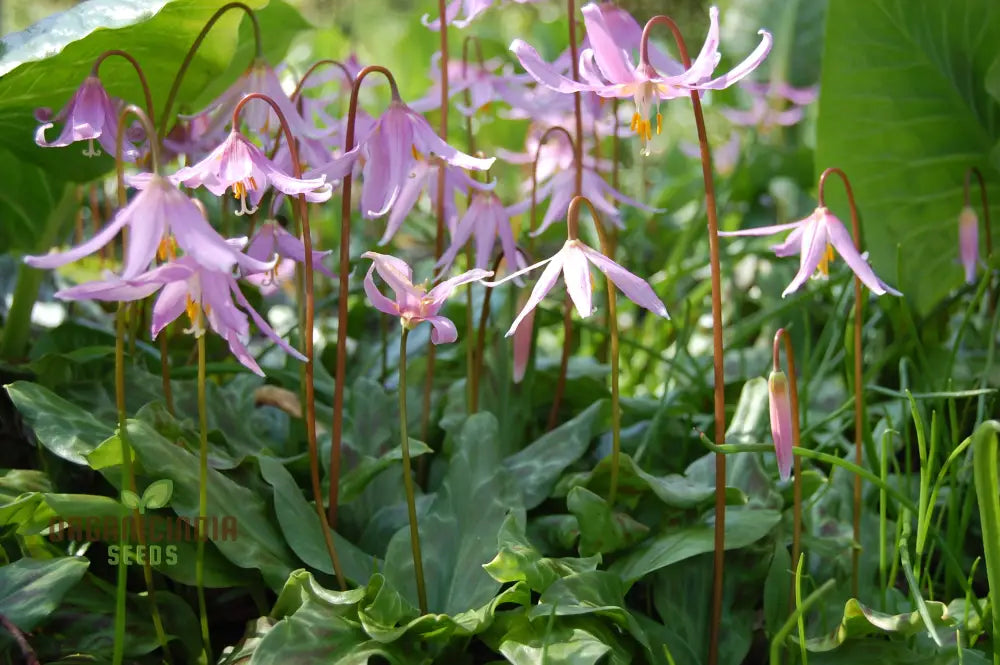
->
[959,205,980,285]
[767,369,793,481]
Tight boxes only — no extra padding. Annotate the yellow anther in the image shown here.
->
[185,295,200,326]
[630,112,640,132]
[656,112,662,135]
[156,235,178,261]
[248,176,258,191]
[233,181,245,200]
[411,144,424,161]
[817,243,835,276]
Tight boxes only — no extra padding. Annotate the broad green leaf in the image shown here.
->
[339,438,433,504]
[803,598,954,652]
[258,455,380,586]
[504,400,607,509]
[0,557,89,631]
[565,486,649,557]
[806,640,989,665]
[610,508,781,582]
[498,617,611,665]
[6,380,113,465]
[763,538,792,637]
[815,0,1000,314]
[141,478,173,510]
[384,413,525,614]
[123,419,298,589]
[484,512,600,594]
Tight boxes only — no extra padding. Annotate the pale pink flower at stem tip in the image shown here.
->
[959,205,979,285]
[768,369,794,481]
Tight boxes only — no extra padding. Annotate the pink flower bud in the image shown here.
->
[959,205,979,285]
[512,300,534,383]
[768,370,794,481]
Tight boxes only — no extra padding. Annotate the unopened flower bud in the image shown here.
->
[768,370,793,481]
[959,205,979,285]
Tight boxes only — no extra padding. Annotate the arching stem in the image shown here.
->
[333,66,401,524]
[158,2,262,141]
[94,50,156,129]
[641,16,727,665]
[818,166,864,600]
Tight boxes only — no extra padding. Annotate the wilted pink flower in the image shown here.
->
[25,174,274,279]
[435,191,523,276]
[54,257,305,376]
[507,165,661,235]
[489,239,669,336]
[242,222,334,295]
[768,369,793,481]
[362,252,492,344]
[423,0,542,30]
[958,205,979,285]
[34,76,143,161]
[511,5,772,153]
[719,206,902,298]
[167,130,333,216]
[354,99,494,220]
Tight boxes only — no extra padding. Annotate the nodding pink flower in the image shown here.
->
[242,222,334,295]
[422,0,542,30]
[507,165,662,236]
[959,205,979,285]
[362,252,493,344]
[354,98,494,221]
[435,191,524,277]
[681,131,741,176]
[722,80,818,130]
[409,54,534,117]
[24,174,275,279]
[719,206,902,298]
[496,123,610,186]
[34,76,143,161]
[511,5,772,153]
[487,239,669,336]
[167,129,333,216]
[54,256,306,376]
[768,369,794,481]
[176,59,321,150]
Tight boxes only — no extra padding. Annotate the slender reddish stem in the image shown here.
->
[94,50,156,129]
[333,66,401,525]
[0,614,40,665]
[291,59,355,101]
[567,0,583,195]
[232,93,347,590]
[965,166,995,314]
[641,16,727,665]
[159,2,262,141]
[774,328,803,607]
[817,166,863,600]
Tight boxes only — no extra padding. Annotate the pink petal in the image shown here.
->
[823,211,902,296]
[581,3,636,85]
[579,244,669,317]
[511,303,534,383]
[363,261,402,317]
[768,370,794,481]
[510,39,591,94]
[425,315,459,344]
[782,213,827,297]
[505,255,564,337]
[561,244,594,318]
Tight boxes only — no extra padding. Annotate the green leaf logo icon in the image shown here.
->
[120,480,173,514]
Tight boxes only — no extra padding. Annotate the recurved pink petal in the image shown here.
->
[823,211,902,296]
[425,315,459,344]
[579,244,669,317]
[363,262,402,316]
[581,3,636,85]
[505,255,564,337]
[510,39,591,94]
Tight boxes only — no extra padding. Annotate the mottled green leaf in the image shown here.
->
[566,486,649,557]
[6,380,113,465]
[0,557,89,631]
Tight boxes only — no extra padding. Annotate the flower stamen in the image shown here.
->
[156,235,178,262]
[817,243,835,277]
[233,177,259,216]
[82,139,101,158]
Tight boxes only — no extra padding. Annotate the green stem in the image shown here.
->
[0,184,76,361]
[794,553,809,665]
[972,420,1000,665]
[770,577,835,665]
[196,334,212,660]
[112,306,128,665]
[399,328,428,613]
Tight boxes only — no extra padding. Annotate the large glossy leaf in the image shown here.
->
[565,486,649,557]
[6,380,113,465]
[815,0,1000,314]
[384,413,525,614]
[0,557,89,631]
[803,598,954,652]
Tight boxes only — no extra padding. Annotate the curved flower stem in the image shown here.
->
[525,126,577,430]
[566,196,621,504]
[94,50,156,128]
[641,18,727,659]
[965,166,995,315]
[773,328,803,609]
[232,93,347,589]
[291,59,356,101]
[817,166,864,599]
[158,2,262,141]
[333,66,401,523]
[421,0,452,443]
[399,327,429,613]
[195,334,212,661]
[110,108,172,665]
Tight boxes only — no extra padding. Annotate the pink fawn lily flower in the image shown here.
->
[507,165,661,236]
[355,98,494,221]
[25,174,275,280]
[34,76,144,161]
[767,369,793,481]
[486,239,669,336]
[511,294,535,384]
[958,205,979,285]
[242,221,335,295]
[362,251,493,344]
[167,129,332,216]
[422,0,542,30]
[719,206,903,298]
[681,131,741,177]
[435,191,524,277]
[511,5,772,154]
[722,80,818,130]
[54,256,306,376]
[409,54,534,117]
